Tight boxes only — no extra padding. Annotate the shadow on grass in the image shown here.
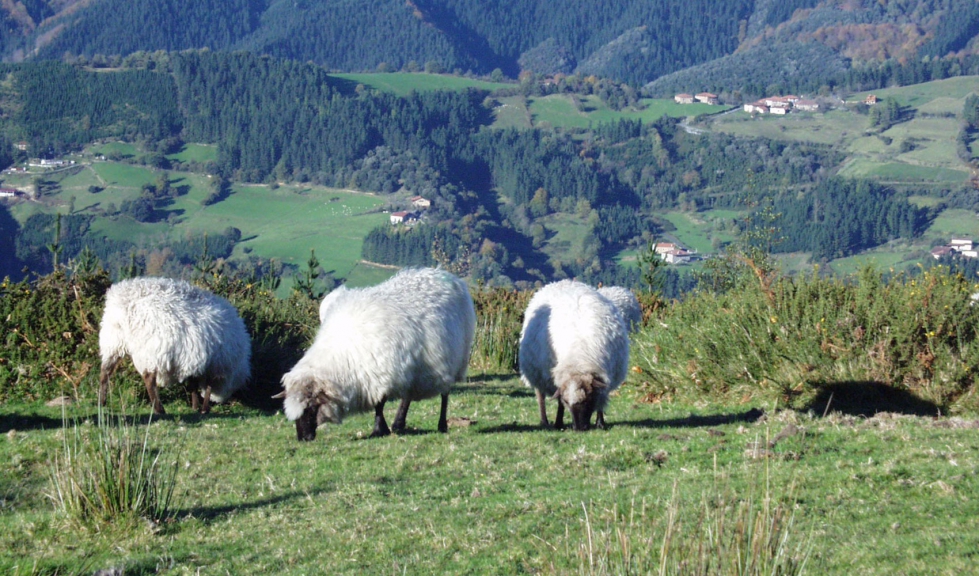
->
[602,408,766,430]
[0,413,66,433]
[176,490,329,524]
[803,381,940,417]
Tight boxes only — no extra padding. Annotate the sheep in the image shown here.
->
[98,277,252,415]
[597,285,642,332]
[519,279,629,431]
[278,267,476,442]
[318,285,351,323]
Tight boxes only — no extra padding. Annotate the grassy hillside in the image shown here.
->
[492,94,723,130]
[332,72,510,95]
[2,151,391,284]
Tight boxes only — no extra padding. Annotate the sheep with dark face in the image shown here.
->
[280,268,476,442]
[597,286,642,332]
[519,279,629,431]
[98,277,252,415]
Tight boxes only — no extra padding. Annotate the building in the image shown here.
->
[951,238,973,251]
[654,242,677,255]
[795,99,820,112]
[664,249,694,264]
[865,94,878,105]
[15,141,28,151]
[764,96,791,109]
[410,195,431,209]
[744,102,769,114]
[931,246,955,259]
[695,92,719,105]
[0,188,18,197]
[674,93,694,104]
[770,106,787,115]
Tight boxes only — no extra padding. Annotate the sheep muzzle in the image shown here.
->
[296,405,319,441]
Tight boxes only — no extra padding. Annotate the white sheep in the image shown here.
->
[98,277,252,415]
[519,279,629,431]
[598,285,642,332]
[279,267,476,441]
[319,285,351,323]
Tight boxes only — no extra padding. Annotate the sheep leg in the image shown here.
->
[200,384,212,414]
[143,372,165,415]
[370,397,391,438]
[190,389,200,411]
[98,359,120,407]
[392,398,411,434]
[555,402,565,430]
[596,410,608,430]
[535,389,550,428]
[437,394,449,433]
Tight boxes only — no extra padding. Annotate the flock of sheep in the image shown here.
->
[97,268,641,440]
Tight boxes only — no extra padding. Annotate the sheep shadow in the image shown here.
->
[612,408,766,430]
[0,413,66,433]
[175,490,328,524]
[478,422,546,434]
[803,381,940,417]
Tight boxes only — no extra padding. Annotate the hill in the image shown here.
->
[0,0,976,94]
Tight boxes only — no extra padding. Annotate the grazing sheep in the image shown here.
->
[279,268,476,441]
[98,277,252,415]
[318,285,352,323]
[598,286,642,332]
[519,279,629,431]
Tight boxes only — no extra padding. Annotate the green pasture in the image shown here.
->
[537,212,593,263]
[167,143,218,164]
[331,72,509,96]
[839,160,970,182]
[88,141,138,158]
[188,185,388,276]
[709,109,855,146]
[492,96,532,129]
[343,261,398,287]
[3,378,979,574]
[521,95,725,130]
[925,209,979,240]
[826,249,915,276]
[851,75,979,108]
[660,211,721,254]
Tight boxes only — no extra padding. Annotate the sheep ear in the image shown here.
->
[271,391,286,399]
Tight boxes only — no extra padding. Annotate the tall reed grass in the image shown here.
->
[48,406,180,529]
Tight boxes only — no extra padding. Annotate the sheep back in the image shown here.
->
[520,279,629,411]
[598,286,642,332]
[99,277,251,402]
[282,268,476,426]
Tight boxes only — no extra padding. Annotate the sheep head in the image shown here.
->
[279,375,344,442]
[555,373,607,431]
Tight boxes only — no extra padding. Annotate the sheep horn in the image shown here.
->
[271,391,286,399]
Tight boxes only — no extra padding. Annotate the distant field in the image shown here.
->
[331,72,509,96]
[89,141,138,158]
[167,143,218,164]
[926,209,979,239]
[708,77,979,188]
[828,250,915,276]
[661,211,721,254]
[5,157,392,282]
[493,96,532,129]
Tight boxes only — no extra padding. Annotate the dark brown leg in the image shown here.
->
[536,389,550,428]
[143,372,165,415]
[191,389,201,411]
[437,394,449,433]
[596,410,607,430]
[392,397,411,433]
[555,402,565,430]
[200,385,212,414]
[98,360,119,407]
[370,397,390,437]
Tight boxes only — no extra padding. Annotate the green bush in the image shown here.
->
[632,265,979,414]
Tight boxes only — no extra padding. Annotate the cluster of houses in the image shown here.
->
[655,242,697,264]
[389,195,431,225]
[742,95,820,115]
[931,238,978,260]
[674,92,719,105]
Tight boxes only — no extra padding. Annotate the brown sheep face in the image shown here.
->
[296,405,319,441]
[558,374,606,431]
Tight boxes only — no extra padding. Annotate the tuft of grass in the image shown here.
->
[47,406,179,530]
[559,477,813,576]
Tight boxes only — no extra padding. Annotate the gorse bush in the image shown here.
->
[48,406,179,529]
[633,265,979,414]
[470,287,532,373]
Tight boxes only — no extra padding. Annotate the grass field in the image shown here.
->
[331,72,510,96]
[3,158,392,282]
[707,77,979,189]
[2,375,978,574]
[519,95,725,130]
[167,143,218,164]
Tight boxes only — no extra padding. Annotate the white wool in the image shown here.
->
[281,267,476,424]
[99,277,251,402]
[318,285,352,324]
[519,279,629,410]
[597,286,642,332]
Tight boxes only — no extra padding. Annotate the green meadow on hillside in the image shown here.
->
[331,72,510,96]
[494,94,723,130]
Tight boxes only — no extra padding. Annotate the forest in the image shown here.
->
[0,51,961,292]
